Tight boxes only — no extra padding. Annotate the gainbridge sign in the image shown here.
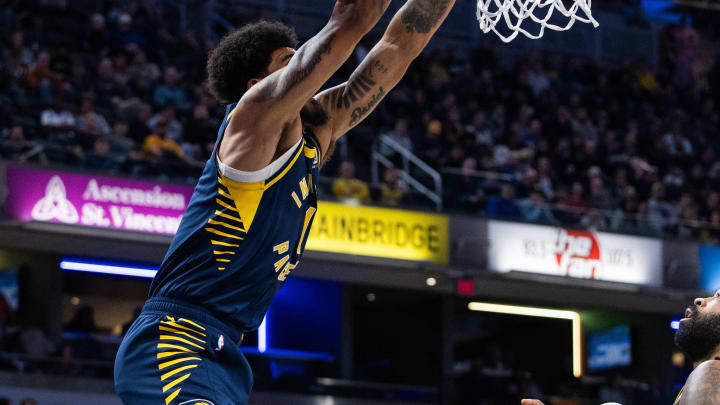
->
[306,202,449,265]
[487,220,662,286]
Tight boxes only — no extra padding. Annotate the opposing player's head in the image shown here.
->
[675,289,720,363]
[207,20,299,103]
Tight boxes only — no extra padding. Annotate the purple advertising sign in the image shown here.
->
[3,166,195,235]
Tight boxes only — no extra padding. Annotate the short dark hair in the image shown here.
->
[207,21,299,103]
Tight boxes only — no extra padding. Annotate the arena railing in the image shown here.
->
[372,135,444,211]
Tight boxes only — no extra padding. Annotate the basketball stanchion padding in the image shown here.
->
[476,0,599,42]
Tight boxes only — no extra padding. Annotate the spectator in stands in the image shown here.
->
[564,181,589,217]
[26,51,62,104]
[143,119,184,161]
[520,191,557,225]
[82,138,120,172]
[20,399,37,405]
[378,168,406,207]
[380,118,413,159]
[487,184,521,220]
[76,100,111,138]
[648,183,678,234]
[94,57,128,106]
[148,106,183,144]
[4,31,34,67]
[465,111,493,147]
[153,66,187,108]
[128,50,160,97]
[183,104,217,160]
[41,97,76,139]
[445,157,485,212]
[83,13,107,54]
[65,305,98,334]
[332,161,370,205]
[107,120,135,156]
[111,13,145,52]
[1,126,33,162]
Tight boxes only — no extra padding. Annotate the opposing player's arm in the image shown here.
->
[312,0,456,159]
[681,360,720,404]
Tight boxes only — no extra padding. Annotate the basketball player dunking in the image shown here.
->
[114,0,456,404]
[522,290,720,405]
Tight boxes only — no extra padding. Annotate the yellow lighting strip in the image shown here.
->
[468,302,582,378]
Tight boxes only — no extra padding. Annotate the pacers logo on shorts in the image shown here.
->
[179,400,215,405]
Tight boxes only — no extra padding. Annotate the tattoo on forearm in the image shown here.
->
[321,60,387,113]
[244,34,335,104]
[349,86,385,126]
[401,0,452,34]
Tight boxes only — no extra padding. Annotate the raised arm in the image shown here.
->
[312,0,456,160]
[680,360,720,404]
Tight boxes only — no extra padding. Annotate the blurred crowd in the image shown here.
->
[1,0,720,244]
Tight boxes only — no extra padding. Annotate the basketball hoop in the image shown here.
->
[477,0,599,43]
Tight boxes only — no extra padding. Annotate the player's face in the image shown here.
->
[267,47,296,74]
[675,290,720,363]
[687,290,720,319]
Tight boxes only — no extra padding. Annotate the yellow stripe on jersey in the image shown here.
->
[296,207,317,254]
[157,351,193,359]
[163,373,192,393]
[165,388,181,405]
[178,318,206,331]
[159,335,205,350]
[158,356,202,370]
[158,326,207,343]
[214,210,243,225]
[157,343,198,353]
[211,239,239,248]
[161,364,195,382]
[160,320,206,336]
[215,198,239,213]
[208,218,245,233]
[213,250,235,255]
[205,227,244,240]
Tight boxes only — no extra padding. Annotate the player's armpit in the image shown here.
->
[680,360,720,404]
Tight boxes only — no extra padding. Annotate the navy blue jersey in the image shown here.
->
[149,103,321,332]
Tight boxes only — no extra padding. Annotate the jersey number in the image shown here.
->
[273,206,316,281]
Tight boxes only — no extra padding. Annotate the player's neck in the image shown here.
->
[694,346,720,368]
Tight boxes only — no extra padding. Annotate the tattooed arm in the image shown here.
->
[311,0,456,162]
[680,360,720,404]
[223,0,391,171]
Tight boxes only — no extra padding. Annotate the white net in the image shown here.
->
[477,0,599,43]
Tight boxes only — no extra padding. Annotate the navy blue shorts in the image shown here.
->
[114,298,253,405]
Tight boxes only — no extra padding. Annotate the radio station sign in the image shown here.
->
[487,220,662,286]
[3,166,194,235]
[307,202,449,265]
